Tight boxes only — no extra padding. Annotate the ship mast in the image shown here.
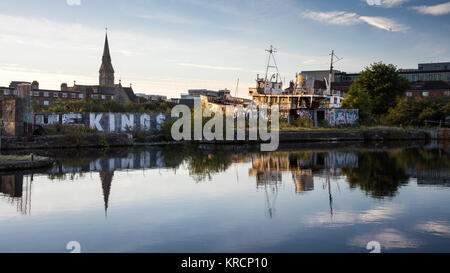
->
[327,50,342,95]
[264,45,282,91]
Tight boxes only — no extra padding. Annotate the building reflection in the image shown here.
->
[0,174,32,215]
[99,171,114,217]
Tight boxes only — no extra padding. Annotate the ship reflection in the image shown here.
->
[248,151,358,217]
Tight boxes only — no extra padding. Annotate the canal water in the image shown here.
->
[0,142,449,253]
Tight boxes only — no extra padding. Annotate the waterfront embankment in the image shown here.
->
[0,155,54,171]
[0,133,133,150]
[0,128,448,150]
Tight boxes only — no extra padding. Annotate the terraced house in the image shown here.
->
[0,32,137,105]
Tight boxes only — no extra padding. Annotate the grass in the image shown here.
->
[0,155,46,162]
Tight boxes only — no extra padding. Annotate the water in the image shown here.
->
[0,142,449,253]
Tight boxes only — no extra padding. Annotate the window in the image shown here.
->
[102,95,106,100]
[445,91,450,97]
[34,91,40,97]
[43,101,49,106]
[79,94,84,99]
[3,89,10,95]
[54,92,58,98]
[62,93,68,98]
[14,90,19,96]
[71,93,77,99]
[92,94,98,99]
[44,92,49,97]
[406,92,412,97]
[423,91,429,97]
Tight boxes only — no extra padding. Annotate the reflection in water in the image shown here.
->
[0,174,32,215]
[342,152,410,199]
[247,151,358,217]
[0,143,449,253]
[2,145,449,217]
[99,171,114,217]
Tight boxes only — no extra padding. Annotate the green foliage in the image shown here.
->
[44,124,99,135]
[386,97,450,126]
[33,98,176,113]
[295,117,314,128]
[342,62,411,123]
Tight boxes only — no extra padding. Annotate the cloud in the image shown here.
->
[415,221,450,237]
[303,205,403,227]
[136,13,200,25]
[177,63,242,71]
[66,0,81,6]
[301,10,409,32]
[349,228,421,250]
[411,2,450,16]
[366,0,409,8]
[301,10,361,25]
[360,16,410,32]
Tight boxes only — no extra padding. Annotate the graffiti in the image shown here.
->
[299,110,313,120]
[327,109,358,126]
[32,112,169,133]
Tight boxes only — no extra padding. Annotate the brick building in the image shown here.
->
[405,81,450,98]
[0,32,137,105]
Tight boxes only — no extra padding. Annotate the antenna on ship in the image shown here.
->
[235,77,239,98]
[326,50,342,95]
[264,45,282,88]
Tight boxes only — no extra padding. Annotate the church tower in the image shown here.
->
[99,32,115,86]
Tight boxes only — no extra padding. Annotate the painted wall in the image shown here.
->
[296,109,358,126]
[32,112,169,133]
[326,109,359,126]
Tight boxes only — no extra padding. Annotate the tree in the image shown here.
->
[386,97,450,126]
[342,62,411,123]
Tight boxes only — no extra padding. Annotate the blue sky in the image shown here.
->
[0,0,449,98]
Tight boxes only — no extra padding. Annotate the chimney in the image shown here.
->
[31,81,39,90]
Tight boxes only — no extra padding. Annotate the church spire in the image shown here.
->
[99,30,115,86]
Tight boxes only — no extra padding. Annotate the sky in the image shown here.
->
[0,0,449,98]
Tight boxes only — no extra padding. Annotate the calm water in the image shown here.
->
[0,142,449,253]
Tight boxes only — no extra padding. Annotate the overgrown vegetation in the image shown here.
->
[44,124,99,135]
[34,98,176,113]
[342,62,450,126]
[386,97,450,127]
[0,155,46,162]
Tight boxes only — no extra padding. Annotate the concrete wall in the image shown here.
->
[32,112,170,133]
[326,109,359,126]
[297,109,358,126]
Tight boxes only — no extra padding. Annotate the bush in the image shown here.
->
[386,97,450,127]
[34,98,176,114]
